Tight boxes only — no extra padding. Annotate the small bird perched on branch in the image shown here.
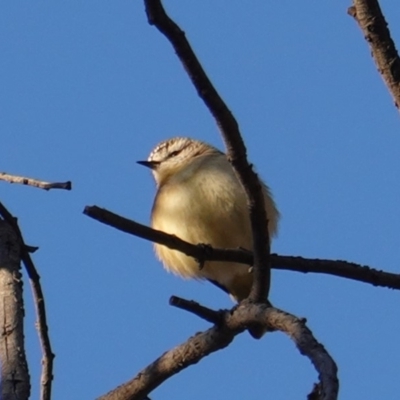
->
[138,137,279,304]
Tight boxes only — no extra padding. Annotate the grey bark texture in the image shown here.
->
[0,220,30,399]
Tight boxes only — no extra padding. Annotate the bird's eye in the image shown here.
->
[169,150,180,158]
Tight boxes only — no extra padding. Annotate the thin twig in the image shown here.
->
[25,245,39,253]
[273,255,400,289]
[0,172,72,191]
[0,202,54,400]
[348,0,400,109]
[144,0,271,303]
[84,205,400,290]
[169,296,223,324]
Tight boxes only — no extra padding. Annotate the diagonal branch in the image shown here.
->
[83,205,400,290]
[348,0,400,109]
[169,295,223,324]
[0,172,72,191]
[97,303,338,400]
[144,0,271,303]
[0,202,54,400]
[97,325,235,400]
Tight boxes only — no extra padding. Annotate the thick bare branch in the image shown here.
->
[84,206,400,290]
[229,304,339,400]
[0,202,54,400]
[98,326,235,400]
[144,0,271,302]
[0,172,72,191]
[0,220,30,399]
[97,303,338,400]
[348,0,400,109]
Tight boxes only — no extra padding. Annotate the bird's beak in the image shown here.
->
[136,160,159,170]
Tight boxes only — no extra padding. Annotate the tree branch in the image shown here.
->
[228,303,339,400]
[169,295,223,324]
[144,0,271,303]
[83,206,400,290]
[0,172,72,191]
[274,255,400,289]
[97,303,338,400]
[348,0,400,109]
[0,219,30,399]
[0,202,54,400]
[97,325,235,400]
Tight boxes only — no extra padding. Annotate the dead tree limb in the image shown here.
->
[348,0,400,109]
[0,219,30,399]
[97,303,338,400]
[84,205,400,290]
[0,202,54,400]
[0,172,71,191]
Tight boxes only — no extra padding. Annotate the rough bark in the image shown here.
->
[349,0,400,109]
[0,220,30,399]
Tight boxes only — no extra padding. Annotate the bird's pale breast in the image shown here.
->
[151,155,277,301]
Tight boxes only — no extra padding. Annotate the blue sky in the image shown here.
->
[1,1,400,399]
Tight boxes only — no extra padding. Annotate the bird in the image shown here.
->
[138,137,279,305]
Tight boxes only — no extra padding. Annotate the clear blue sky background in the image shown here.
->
[1,1,399,399]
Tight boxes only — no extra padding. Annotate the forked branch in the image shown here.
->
[97,303,338,400]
